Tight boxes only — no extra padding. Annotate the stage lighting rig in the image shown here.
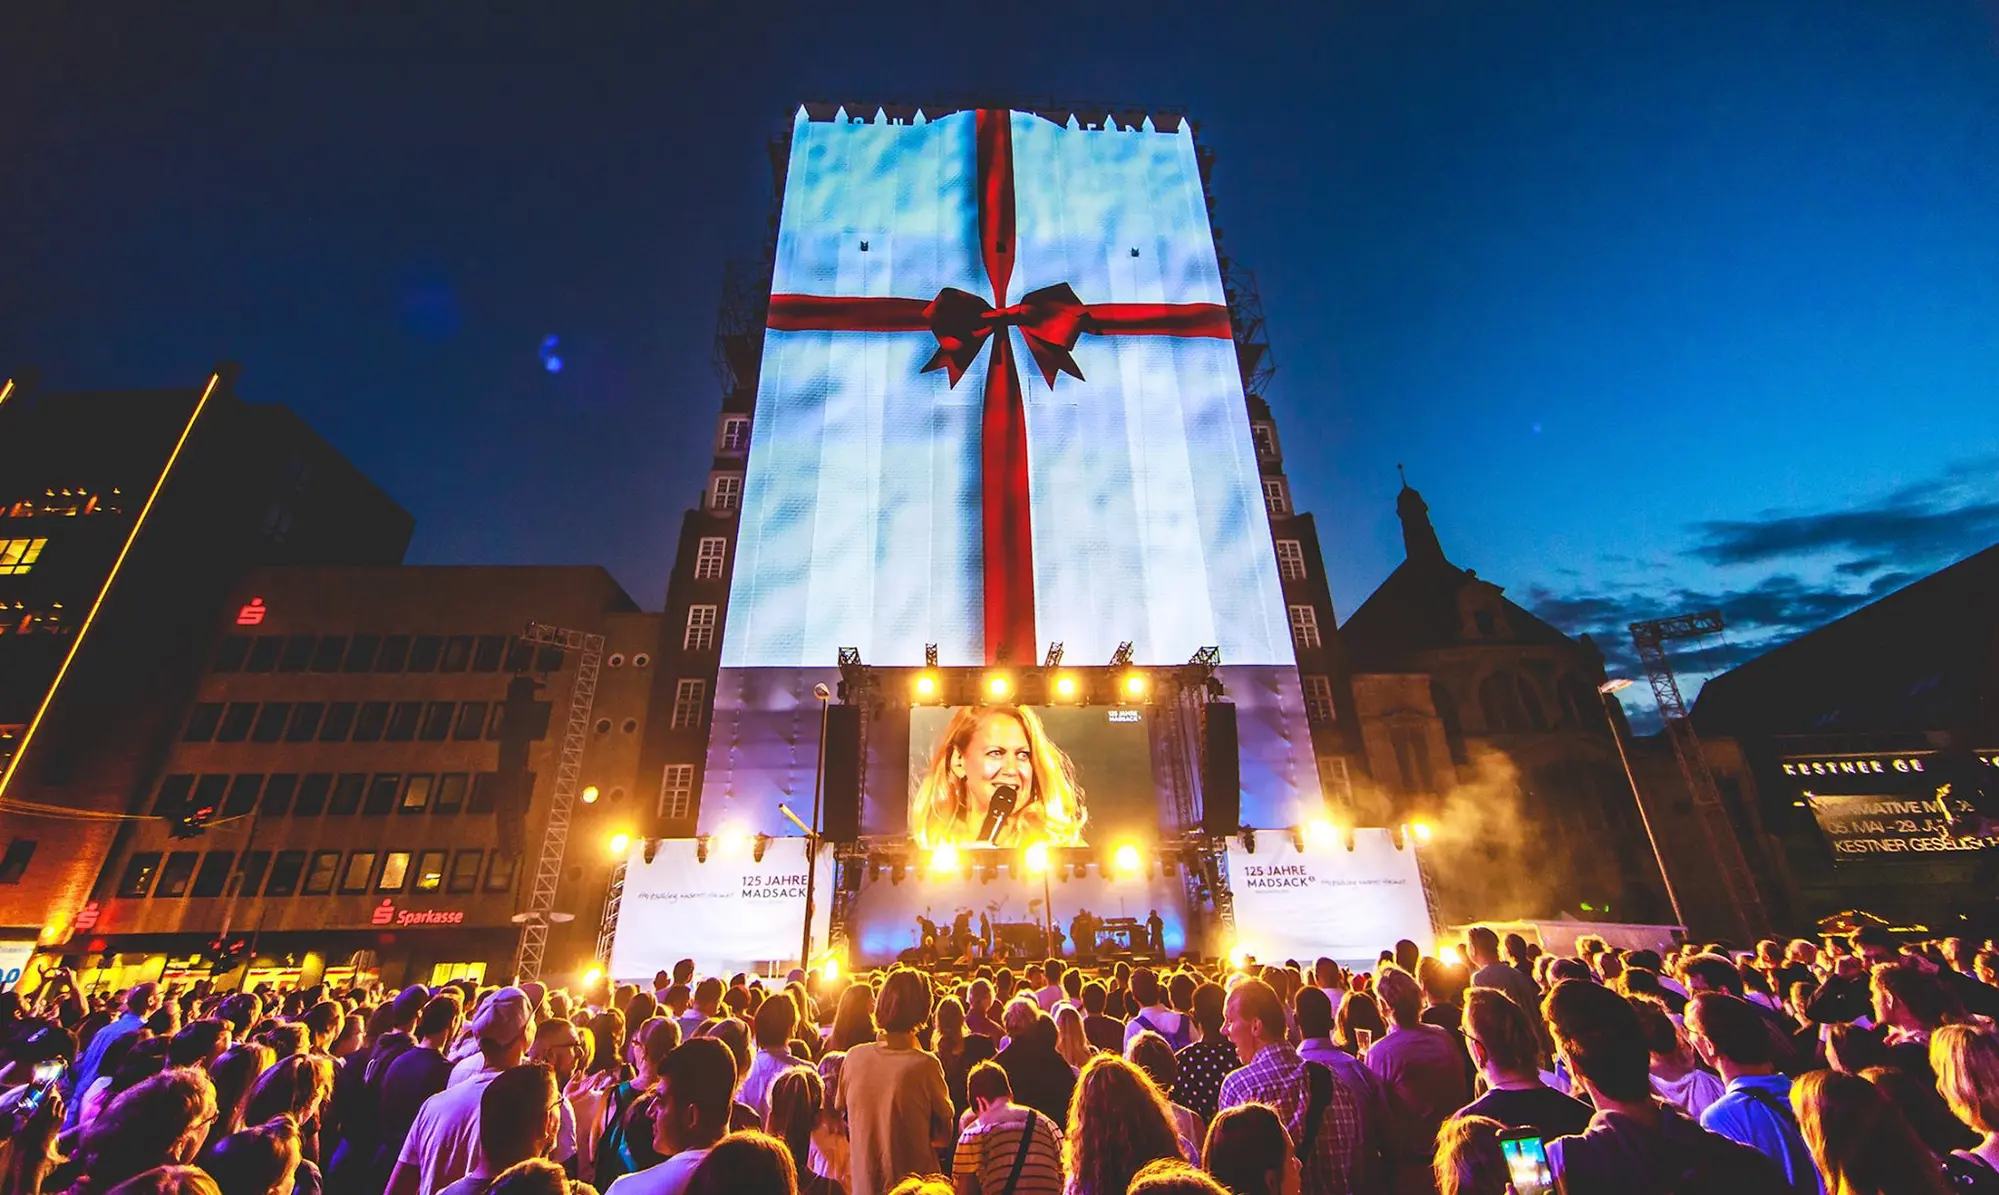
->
[1053,673,1080,702]
[924,643,939,668]
[1109,641,1135,667]
[1043,641,1064,667]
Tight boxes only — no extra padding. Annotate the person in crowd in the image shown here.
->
[1125,971,1192,1053]
[1431,1115,1508,1195]
[950,1061,1063,1195]
[201,1118,303,1195]
[1456,988,1591,1138]
[1466,929,1542,1031]
[1126,1031,1203,1162]
[683,1130,796,1195]
[103,1167,222,1195]
[931,998,993,1117]
[692,1018,758,1131]
[584,1013,626,1084]
[206,1044,276,1152]
[1790,1069,1953,1195]
[435,1064,562,1195]
[301,1005,343,1060]
[964,982,1000,1043]
[1078,985,1123,1058]
[167,1021,232,1071]
[592,1019,674,1190]
[526,1019,586,1168]
[678,982,721,1045]
[1173,985,1237,1125]
[390,986,535,1195]
[830,989,877,1055]
[1217,978,1368,1195]
[1129,1160,1229,1195]
[1626,994,1723,1119]
[765,1066,841,1195]
[332,986,429,1186]
[243,1054,333,1177]
[1063,1055,1182,1195]
[1052,1008,1092,1074]
[1034,961,1065,1013]
[69,1069,219,1195]
[1540,980,1782,1191]
[1333,993,1385,1058]
[1681,993,1817,1194]
[809,1054,851,1193]
[881,1179,952,1195]
[992,1002,1073,1125]
[1416,959,1465,1034]
[66,984,158,1127]
[1874,965,1958,1081]
[377,994,465,1189]
[1201,1103,1301,1195]
[836,969,953,1195]
[741,997,806,1122]
[1930,1024,1999,1189]
[478,1159,590,1195]
[1364,966,1472,1157]
[1,1073,65,1195]
[604,1038,736,1195]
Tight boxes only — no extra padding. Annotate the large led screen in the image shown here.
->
[907,704,1156,847]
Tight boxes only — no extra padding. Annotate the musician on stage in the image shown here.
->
[910,706,1088,848]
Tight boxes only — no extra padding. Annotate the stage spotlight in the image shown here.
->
[1054,673,1079,701]
[1410,820,1434,846]
[914,672,939,701]
[823,958,840,981]
[891,863,906,885]
[583,965,604,986]
[580,785,600,805]
[986,673,1011,701]
[642,839,660,864]
[717,823,752,855]
[1287,826,1306,853]
[1113,843,1142,875]
[1122,672,1147,700]
[1227,944,1251,971]
[924,643,939,668]
[1439,944,1463,967]
[696,835,711,864]
[931,842,960,872]
[607,831,632,857]
[1306,818,1337,845]
[1024,841,1051,875]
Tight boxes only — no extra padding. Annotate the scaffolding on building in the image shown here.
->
[511,622,606,982]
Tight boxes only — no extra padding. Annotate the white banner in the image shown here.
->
[607,837,833,981]
[0,939,33,993]
[1225,830,1433,970]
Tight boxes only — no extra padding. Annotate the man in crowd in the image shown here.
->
[1079,982,1125,1055]
[679,978,722,1041]
[1123,968,1191,1052]
[389,985,533,1195]
[65,981,156,1124]
[1365,965,1473,1149]
[737,991,803,1120]
[1219,977,1370,1195]
[952,1061,1065,1195]
[1467,927,1542,1026]
[1457,988,1592,1138]
[995,999,1075,1124]
[436,1063,561,1195]
[329,983,429,1188]
[526,1016,586,1167]
[1035,960,1066,1012]
[605,1037,734,1195]
[1682,993,1818,1195]
[376,992,464,1187]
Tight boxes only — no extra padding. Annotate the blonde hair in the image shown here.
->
[1055,1005,1093,1071]
[1932,1023,1999,1135]
[910,706,1084,847]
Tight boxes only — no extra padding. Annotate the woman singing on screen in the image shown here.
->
[911,705,1087,848]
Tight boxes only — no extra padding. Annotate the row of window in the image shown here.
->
[213,632,540,676]
[4,489,124,519]
[118,844,516,900]
[155,771,517,820]
[0,603,72,636]
[183,698,548,745]
[0,538,47,576]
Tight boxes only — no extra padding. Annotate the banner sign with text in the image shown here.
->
[1805,793,1998,864]
[607,836,832,980]
[1224,830,1433,970]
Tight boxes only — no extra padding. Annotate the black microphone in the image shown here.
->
[978,784,1019,845]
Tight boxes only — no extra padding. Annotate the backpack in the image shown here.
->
[1134,1010,1193,1052]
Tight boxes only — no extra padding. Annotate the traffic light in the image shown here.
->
[166,795,216,839]
[204,936,249,967]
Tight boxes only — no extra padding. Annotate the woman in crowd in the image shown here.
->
[242,1055,332,1171]
[809,1053,851,1193]
[204,1044,275,1154]
[1125,1032,1203,1163]
[830,988,877,1053]
[1130,1161,1230,1195]
[65,1069,219,1195]
[1053,1007,1093,1073]
[929,998,991,1117]
[1201,1104,1299,1195]
[199,1118,301,1195]
[1064,1055,1183,1195]
[1430,1116,1507,1195]
[593,1016,675,1190]
[1791,1069,1952,1195]
[964,980,999,1040]
[766,1066,842,1195]
[686,1131,797,1195]
[837,969,953,1195]
[1627,995,1722,1118]
[102,1168,220,1195]
[1931,1024,1999,1188]
[1334,991,1385,1056]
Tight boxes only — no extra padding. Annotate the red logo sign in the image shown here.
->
[236,598,267,626]
[371,899,395,926]
[72,902,101,931]
[371,899,465,928]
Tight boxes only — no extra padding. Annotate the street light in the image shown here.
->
[1598,677,1688,929]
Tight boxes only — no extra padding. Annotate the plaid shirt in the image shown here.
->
[1218,1043,1367,1195]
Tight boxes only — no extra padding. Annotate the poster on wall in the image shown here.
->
[607,837,833,980]
[1224,831,1434,970]
[0,939,34,993]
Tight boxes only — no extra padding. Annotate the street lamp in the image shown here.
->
[1598,678,1687,930]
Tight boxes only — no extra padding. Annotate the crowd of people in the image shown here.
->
[5,923,1999,1195]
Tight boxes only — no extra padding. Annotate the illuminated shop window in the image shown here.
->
[0,538,48,575]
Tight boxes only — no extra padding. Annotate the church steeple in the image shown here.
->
[1396,465,1446,565]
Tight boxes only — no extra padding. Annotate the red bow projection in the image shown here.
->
[767,110,1233,665]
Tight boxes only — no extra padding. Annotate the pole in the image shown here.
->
[1602,689,1687,931]
[800,687,831,970]
[1042,870,1055,956]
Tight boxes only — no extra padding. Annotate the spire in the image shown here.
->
[1396,465,1446,564]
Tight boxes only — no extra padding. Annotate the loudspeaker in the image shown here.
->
[1200,701,1241,836]
[820,703,863,842]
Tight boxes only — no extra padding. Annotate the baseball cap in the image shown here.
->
[470,986,533,1046]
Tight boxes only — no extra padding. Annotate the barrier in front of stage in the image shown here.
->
[607,836,832,981]
[1224,829,1433,971]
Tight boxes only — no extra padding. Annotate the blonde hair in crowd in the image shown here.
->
[910,706,1085,847]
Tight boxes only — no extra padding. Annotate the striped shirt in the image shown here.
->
[953,1105,1065,1195]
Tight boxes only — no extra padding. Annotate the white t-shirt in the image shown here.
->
[399,1068,501,1195]
[604,1149,710,1195]
[447,1050,487,1089]
[1033,984,1063,1012]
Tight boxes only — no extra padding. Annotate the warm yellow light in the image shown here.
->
[931,843,960,872]
[987,674,1010,700]
[1054,674,1078,700]
[581,785,600,804]
[717,823,752,854]
[1123,673,1146,698]
[1439,945,1463,967]
[583,965,604,986]
[608,831,632,856]
[1024,842,1051,874]
[1410,820,1434,845]
[1113,843,1141,874]
[914,673,938,699]
[1227,944,1251,970]
[1306,818,1338,844]
[823,958,840,981]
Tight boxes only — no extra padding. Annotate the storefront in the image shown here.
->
[54,924,520,995]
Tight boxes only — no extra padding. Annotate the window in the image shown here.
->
[286,703,325,742]
[472,636,506,672]
[693,536,727,580]
[684,605,717,651]
[374,635,410,672]
[328,774,365,816]
[1251,422,1278,459]
[156,852,199,898]
[671,679,707,729]
[278,636,314,672]
[709,474,742,513]
[720,415,752,452]
[363,774,400,816]
[154,774,194,816]
[262,774,298,817]
[245,636,282,672]
[192,851,234,898]
[378,852,411,892]
[352,702,390,742]
[385,702,422,742]
[1319,757,1354,807]
[310,636,348,672]
[184,703,223,742]
[212,636,251,673]
[344,634,381,672]
[320,702,357,742]
[1479,673,1526,734]
[237,850,270,897]
[190,775,228,821]
[302,851,341,895]
[485,853,518,893]
[1288,605,1321,650]
[448,850,483,894]
[439,636,473,672]
[295,774,332,817]
[1390,726,1436,794]
[0,839,35,884]
[453,702,488,741]
[659,764,695,821]
[1302,675,1336,725]
[414,851,447,892]
[467,773,498,815]
[1262,478,1289,518]
[408,635,443,672]
[0,538,47,575]
[215,703,257,742]
[1275,539,1307,582]
[252,703,290,743]
[400,774,434,814]
[266,851,307,897]
[434,773,468,815]
[223,774,263,817]
[118,852,164,898]
[339,852,377,894]
[420,702,454,742]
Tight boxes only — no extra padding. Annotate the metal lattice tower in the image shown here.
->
[1629,611,1765,939]
[594,860,627,968]
[512,623,606,982]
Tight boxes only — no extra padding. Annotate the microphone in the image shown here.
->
[978,784,1019,845]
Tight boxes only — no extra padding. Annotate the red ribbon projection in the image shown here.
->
[767,110,1234,665]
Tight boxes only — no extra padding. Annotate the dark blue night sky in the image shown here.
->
[5,2,1997,712]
